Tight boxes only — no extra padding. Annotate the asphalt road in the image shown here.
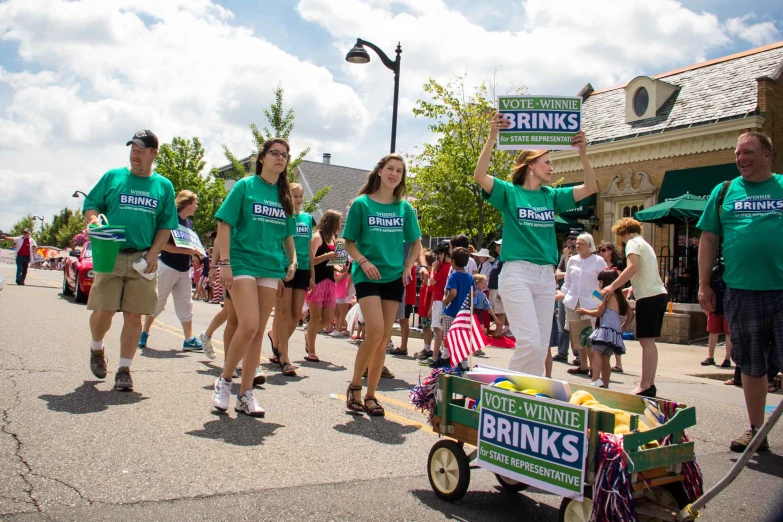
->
[1,264,781,521]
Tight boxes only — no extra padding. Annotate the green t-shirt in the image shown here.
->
[214,175,295,279]
[83,167,178,251]
[483,178,576,266]
[342,195,422,284]
[293,212,314,270]
[697,173,783,290]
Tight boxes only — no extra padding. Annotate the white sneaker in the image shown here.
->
[235,390,265,417]
[212,377,232,411]
[200,332,216,360]
[253,368,266,386]
[591,379,604,388]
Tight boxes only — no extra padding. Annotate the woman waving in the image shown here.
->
[474,113,598,376]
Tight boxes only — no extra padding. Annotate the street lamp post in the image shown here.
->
[72,191,88,198]
[32,215,44,231]
[345,38,402,153]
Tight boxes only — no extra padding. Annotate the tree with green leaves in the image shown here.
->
[154,137,227,239]
[54,211,88,248]
[409,77,519,246]
[37,208,77,247]
[222,83,329,215]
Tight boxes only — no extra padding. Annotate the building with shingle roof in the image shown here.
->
[295,155,368,220]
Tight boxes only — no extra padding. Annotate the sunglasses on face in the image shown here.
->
[266,150,289,160]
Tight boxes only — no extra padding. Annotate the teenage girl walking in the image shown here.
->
[211,138,297,417]
[268,183,314,376]
[304,210,342,362]
[343,154,422,416]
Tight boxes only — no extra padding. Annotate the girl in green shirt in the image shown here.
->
[342,153,422,416]
[268,183,315,377]
[473,112,598,377]
[211,138,298,417]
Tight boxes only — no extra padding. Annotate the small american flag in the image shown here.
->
[446,291,486,365]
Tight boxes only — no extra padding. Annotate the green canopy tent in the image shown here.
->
[635,193,708,266]
[555,215,584,231]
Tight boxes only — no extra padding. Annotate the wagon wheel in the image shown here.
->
[427,440,470,501]
[494,473,529,493]
[558,487,593,522]
[637,484,688,522]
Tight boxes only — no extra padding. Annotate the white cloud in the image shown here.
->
[0,0,771,230]
[0,0,369,229]
[724,15,780,47]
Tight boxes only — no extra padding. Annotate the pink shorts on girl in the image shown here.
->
[306,279,336,309]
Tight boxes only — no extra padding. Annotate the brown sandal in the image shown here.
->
[281,362,297,377]
[364,395,385,417]
[346,384,364,412]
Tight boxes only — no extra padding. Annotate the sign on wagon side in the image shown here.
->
[476,385,589,500]
[497,95,582,151]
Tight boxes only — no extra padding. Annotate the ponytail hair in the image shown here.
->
[510,149,549,186]
[255,138,294,217]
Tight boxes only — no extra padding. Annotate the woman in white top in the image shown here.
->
[559,233,607,375]
[602,218,668,397]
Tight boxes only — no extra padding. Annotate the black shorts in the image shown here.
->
[355,278,404,302]
[725,288,783,378]
[405,304,416,319]
[635,292,668,339]
[284,269,310,290]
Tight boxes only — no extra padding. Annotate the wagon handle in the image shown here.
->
[676,400,783,521]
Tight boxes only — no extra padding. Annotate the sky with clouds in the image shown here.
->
[0,0,781,232]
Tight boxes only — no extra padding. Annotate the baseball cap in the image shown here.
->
[23,228,31,233]
[567,229,579,239]
[126,130,159,149]
[494,239,502,245]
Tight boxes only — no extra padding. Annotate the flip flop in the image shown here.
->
[304,353,320,362]
[612,366,624,373]
[267,332,280,360]
[281,362,297,377]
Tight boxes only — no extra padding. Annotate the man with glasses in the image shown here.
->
[1,228,37,285]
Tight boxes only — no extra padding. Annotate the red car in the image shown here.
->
[63,242,94,303]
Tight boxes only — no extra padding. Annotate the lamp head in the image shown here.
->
[72,191,80,198]
[345,43,370,64]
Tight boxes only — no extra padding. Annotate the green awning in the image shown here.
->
[658,163,739,202]
[559,182,596,218]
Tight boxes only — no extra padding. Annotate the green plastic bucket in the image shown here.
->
[89,215,125,273]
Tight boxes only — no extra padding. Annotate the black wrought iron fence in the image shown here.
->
[657,253,699,304]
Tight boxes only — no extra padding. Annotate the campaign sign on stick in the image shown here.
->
[476,385,588,500]
[171,225,206,257]
[497,95,582,151]
[327,239,349,266]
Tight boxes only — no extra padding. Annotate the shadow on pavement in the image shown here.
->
[264,373,309,386]
[186,414,283,446]
[39,381,148,414]
[410,487,560,521]
[332,413,418,444]
[196,360,224,378]
[296,359,347,372]
[373,377,415,392]
[138,347,188,359]
[733,452,783,480]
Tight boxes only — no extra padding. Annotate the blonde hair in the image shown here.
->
[511,150,549,185]
[175,190,197,211]
[612,217,642,236]
[290,182,304,194]
[473,274,488,285]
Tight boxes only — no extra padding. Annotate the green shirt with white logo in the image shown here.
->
[483,178,576,266]
[293,212,314,270]
[83,167,178,251]
[342,195,422,285]
[215,175,295,279]
[697,173,783,290]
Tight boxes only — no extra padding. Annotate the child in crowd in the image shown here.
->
[577,270,634,388]
[425,243,452,365]
[414,251,436,360]
[472,274,497,355]
[332,260,353,337]
[431,247,476,369]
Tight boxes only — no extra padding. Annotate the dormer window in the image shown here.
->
[633,87,649,117]
[625,76,678,123]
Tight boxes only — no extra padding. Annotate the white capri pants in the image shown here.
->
[150,261,194,322]
[498,260,556,377]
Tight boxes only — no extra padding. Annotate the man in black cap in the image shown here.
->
[82,130,179,391]
[1,228,37,285]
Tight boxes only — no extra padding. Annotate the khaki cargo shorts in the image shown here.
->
[87,251,158,315]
